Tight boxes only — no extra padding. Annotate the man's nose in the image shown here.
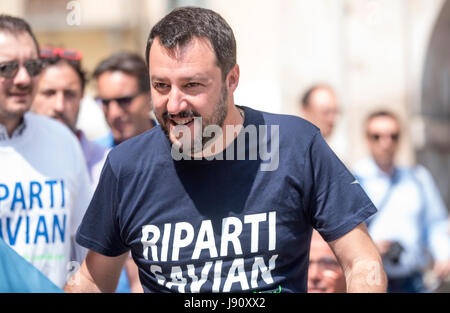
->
[166,87,188,115]
[106,100,124,120]
[308,262,322,280]
[53,93,65,113]
[13,64,32,86]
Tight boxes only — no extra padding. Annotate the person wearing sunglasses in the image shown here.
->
[91,52,155,293]
[32,46,109,193]
[0,15,91,289]
[93,52,155,149]
[353,110,450,292]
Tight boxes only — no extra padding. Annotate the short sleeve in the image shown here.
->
[76,156,129,257]
[305,133,377,242]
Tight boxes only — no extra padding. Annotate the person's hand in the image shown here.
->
[375,240,392,257]
[433,260,450,281]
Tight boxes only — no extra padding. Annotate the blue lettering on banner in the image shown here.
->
[0,179,65,211]
[0,213,67,246]
[52,214,66,243]
[34,215,49,244]
[7,216,21,245]
[60,180,65,208]
[30,181,43,209]
[11,182,26,211]
[45,180,57,208]
[0,184,9,202]
[0,178,68,246]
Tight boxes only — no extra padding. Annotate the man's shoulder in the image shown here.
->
[246,106,318,128]
[243,106,320,143]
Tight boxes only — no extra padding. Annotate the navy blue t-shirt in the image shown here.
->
[76,106,376,293]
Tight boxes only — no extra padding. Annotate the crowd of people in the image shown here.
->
[0,6,449,293]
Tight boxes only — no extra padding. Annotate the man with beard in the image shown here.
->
[0,15,91,288]
[65,7,386,293]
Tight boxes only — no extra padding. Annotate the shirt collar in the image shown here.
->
[0,118,26,141]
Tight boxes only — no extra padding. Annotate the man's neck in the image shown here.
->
[374,159,394,175]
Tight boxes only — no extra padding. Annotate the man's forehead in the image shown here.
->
[149,36,216,65]
[0,31,38,58]
[39,64,82,87]
[368,116,400,130]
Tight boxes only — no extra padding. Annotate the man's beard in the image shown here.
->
[156,84,228,155]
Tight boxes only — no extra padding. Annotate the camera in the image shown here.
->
[384,241,404,264]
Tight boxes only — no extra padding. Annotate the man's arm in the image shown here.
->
[125,257,144,293]
[64,250,129,293]
[328,223,387,292]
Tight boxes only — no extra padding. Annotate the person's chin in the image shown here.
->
[308,287,329,293]
[6,98,31,115]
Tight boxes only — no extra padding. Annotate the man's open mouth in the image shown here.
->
[171,117,195,126]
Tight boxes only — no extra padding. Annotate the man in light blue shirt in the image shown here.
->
[353,110,450,292]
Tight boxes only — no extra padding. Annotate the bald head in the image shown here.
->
[301,86,339,139]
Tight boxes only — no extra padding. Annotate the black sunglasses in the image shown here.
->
[0,59,43,79]
[97,92,142,108]
[368,133,400,142]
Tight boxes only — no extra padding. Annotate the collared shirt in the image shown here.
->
[0,120,26,141]
[0,112,92,287]
[353,157,450,278]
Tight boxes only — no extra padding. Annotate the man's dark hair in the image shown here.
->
[301,84,334,109]
[41,57,87,91]
[0,14,39,53]
[145,6,237,80]
[93,51,150,93]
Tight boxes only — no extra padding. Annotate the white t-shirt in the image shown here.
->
[0,112,91,288]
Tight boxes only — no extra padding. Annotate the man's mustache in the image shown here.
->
[165,110,201,120]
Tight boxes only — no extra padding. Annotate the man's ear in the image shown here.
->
[226,64,240,92]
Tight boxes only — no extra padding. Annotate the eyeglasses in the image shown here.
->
[0,59,43,79]
[368,133,400,142]
[40,46,83,61]
[96,92,142,109]
[309,257,340,271]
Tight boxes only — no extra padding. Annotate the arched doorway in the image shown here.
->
[419,0,450,211]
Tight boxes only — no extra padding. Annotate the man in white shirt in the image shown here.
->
[353,110,450,292]
[0,14,91,288]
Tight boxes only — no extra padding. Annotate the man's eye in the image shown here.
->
[42,90,56,97]
[153,82,169,90]
[64,90,77,99]
[185,82,200,88]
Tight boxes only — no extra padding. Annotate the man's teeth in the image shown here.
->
[173,118,194,125]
